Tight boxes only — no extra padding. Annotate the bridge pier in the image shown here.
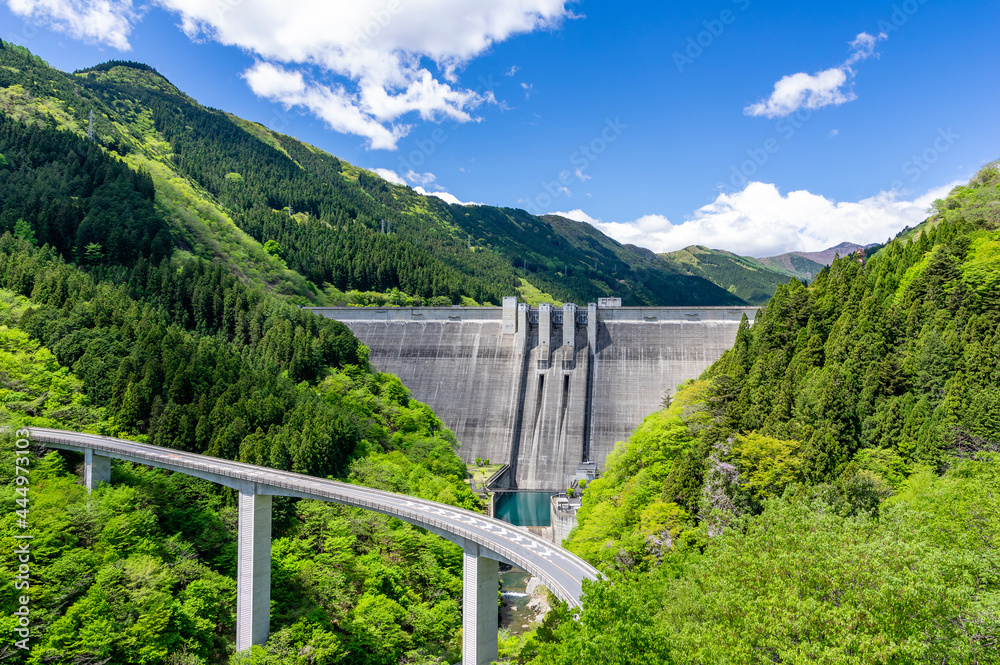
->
[84,448,111,491]
[236,489,272,651]
[462,542,499,665]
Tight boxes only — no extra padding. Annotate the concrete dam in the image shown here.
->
[308,299,757,490]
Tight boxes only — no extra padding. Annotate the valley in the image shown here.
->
[0,34,997,665]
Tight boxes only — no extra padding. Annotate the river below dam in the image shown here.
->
[499,568,536,634]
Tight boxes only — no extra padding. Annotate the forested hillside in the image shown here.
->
[0,240,480,663]
[511,162,1000,663]
[659,245,806,304]
[0,41,758,308]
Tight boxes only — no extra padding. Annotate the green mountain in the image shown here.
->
[658,245,803,305]
[0,42,744,308]
[757,243,856,281]
[521,162,1000,663]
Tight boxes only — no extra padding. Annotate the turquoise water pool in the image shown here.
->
[493,491,552,527]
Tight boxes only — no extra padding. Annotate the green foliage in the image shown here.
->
[567,405,696,570]
[83,242,103,264]
[12,219,34,246]
[730,432,802,501]
[0,322,102,428]
[660,245,801,304]
[0,112,169,266]
[0,275,477,662]
[551,163,1000,662]
[263,239,283,259]
[537,475,1000,664]
[0,445,235,665]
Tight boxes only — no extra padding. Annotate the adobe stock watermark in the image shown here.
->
[895,127,959,187]
[349,0,403,52]
[876,0,930,34]
[714,1,927,195]
[5,12,52,45]
[673,0,752,73]
[842,127,960,240]
[716,105,817,193]
[215,0,244,13]
[395,72,505,174]
[521,117,628,216]
[10,428,33,651]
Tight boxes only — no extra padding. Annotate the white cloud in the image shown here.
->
[745,32,886,118]
[158,0,574,147]
[373,168,406,185]
[403,170,437,187]
[505,65,520,77]
[5,0,573,148]
[844,32,883,67]
[414,186,477,206]
[550,209,600,224]
[244,62,409,150]
[589,180,961,258]
[4,0,136,50]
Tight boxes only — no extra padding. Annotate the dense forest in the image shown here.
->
[505,162,1000,663]
[0,241,481,664]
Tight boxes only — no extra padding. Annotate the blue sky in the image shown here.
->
[3,0,998,256]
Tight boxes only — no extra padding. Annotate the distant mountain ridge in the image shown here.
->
[654,241,881,305]
[657,245,796,305]
[756,252,828,281]
[757,242,879,281]
[789,241,868,265]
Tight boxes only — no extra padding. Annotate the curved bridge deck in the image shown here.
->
[28,428,599,665]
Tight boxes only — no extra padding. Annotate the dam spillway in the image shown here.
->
[307,299,757,490]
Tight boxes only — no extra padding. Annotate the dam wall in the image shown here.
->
[307,299,757,490]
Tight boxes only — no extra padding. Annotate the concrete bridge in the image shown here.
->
[28,428,600,665]
[308,299,758,490]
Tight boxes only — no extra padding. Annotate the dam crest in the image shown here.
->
[308,298,757,490]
